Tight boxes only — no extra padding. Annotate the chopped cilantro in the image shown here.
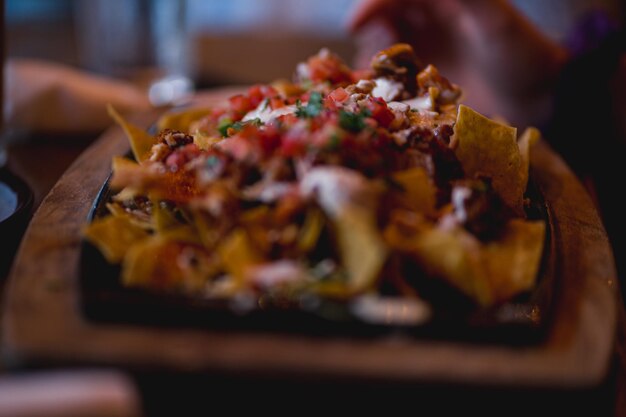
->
[233,118,263,130]
[217,117,233,137]
[296,91,323,119]
[339,109,370,132]
[218,117,263,137]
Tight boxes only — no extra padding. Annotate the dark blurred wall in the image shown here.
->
[6,0,77,65]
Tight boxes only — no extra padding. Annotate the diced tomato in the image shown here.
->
[324,87,349,111]
[364,97,394,128]
[328,87,349,103]
[280,138,307,157]
[229,94,254,116]
[258,126,282,155]
[247,86,264,108]
[217,134,261,163]
[371,129,393,149]
[210,107,226,121]
[307,55,353,85]
[248,84,279,107]
[280,127,309,157]
[270,97,285,110]
[165,143,201,170]
[276,113,299,127]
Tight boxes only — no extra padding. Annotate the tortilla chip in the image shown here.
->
[297,208,325,252]
[83,214,149,263]
[453,105,524,214]
[111,187,140,202]
[152,200,184,232]
[217,228,264,283]
[402,217,545,307]
[105,202,153,230]
[157,108,212,133]
[122,237,176,288]
[110,156,147,191]
[191,210,222,250]
[108,104,157,162]
[336,207,388,292]
[391,167,437,217]
[484,219,545,302]
[193,133,222,151]
[161,226,203,245]
[518,127,541,193]
[411,226,493,306]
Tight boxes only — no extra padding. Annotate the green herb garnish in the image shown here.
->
[218,118,263,137]
[339,109,371,132]
[296,91,323,119]
[217,117,233,137]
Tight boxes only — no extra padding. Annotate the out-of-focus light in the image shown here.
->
[148,75,194,107]
[351,295,431,326]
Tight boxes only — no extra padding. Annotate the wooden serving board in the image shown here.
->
[0,100,618,390]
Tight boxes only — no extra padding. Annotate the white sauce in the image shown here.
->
[299,166,373,218]
[242,101,297,123]
[451,185,472,223]
[246,260,308,288]
[355,79,376,94]
[371,78,403,102]
[387,101,409,113]
[242,182,295,203]
[402,95,435,112]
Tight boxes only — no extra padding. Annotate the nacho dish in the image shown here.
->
[84,44,545,321]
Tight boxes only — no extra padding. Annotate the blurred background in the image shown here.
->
[5,0,621,86]
[7,0,358,87]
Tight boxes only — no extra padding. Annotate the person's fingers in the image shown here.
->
[347,0,398,32]
[352,21,398,68]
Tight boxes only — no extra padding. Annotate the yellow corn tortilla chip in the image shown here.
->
[122,236,217,291]
[83,214,149,263]
[411,226,494,306]
[193,133,223,151]
[517,127,541,193]
[405,218,545,307]
[108,104,157,163]
[453,105,524,214]
[105,202,153,230]
[297,208,325,252]
[122,237,178,288]
[217,228,264,283]
[484,219,545,303]
[157,108,212,133]
[152,200,184,232]
[391,167,437,217]
[110,156,146,191]
[335,207,388,292]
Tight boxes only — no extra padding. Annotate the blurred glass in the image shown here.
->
[74,0,193,105]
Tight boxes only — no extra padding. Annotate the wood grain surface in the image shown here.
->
[0,100,618,390]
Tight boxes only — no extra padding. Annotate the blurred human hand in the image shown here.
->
[348,0,467,69]
[347,0,567,126]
